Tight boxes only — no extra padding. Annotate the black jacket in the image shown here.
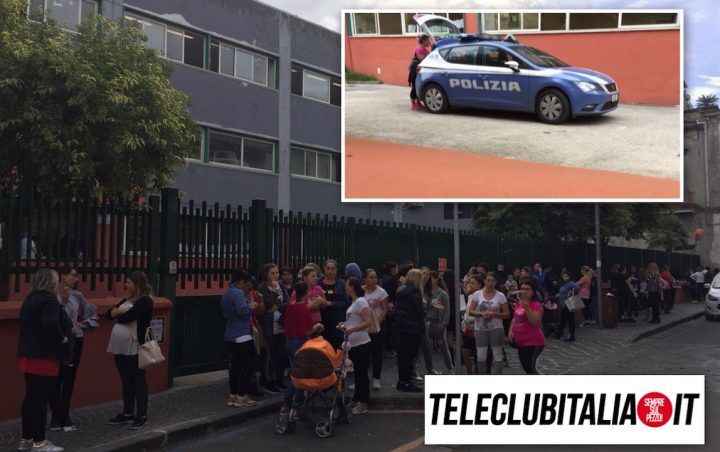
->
[394,285,425,335]
[106,296,154,345]
[17,290,72,360]
[257,282,289,337]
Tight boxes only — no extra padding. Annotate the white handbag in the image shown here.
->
[138,327,165,370]
[565,292,586,312]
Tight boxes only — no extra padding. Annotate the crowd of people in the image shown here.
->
[14,258,712,450]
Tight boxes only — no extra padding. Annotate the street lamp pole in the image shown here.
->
[595,204,604,329]
[453,203,462,373]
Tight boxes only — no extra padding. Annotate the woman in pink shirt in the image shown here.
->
[509,279,545,374]
[408,34,432,110]
[577,267,595,326]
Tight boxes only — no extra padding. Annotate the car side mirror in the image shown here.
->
[505,60,520,72]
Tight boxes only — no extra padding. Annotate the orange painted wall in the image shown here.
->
[0,298,172,421]
[346,29,680,105]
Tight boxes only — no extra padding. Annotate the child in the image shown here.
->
[505,275,518,293]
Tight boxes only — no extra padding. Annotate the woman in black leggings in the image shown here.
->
[509,279,545,374]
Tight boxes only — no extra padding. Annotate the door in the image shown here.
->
[473,45,529,110]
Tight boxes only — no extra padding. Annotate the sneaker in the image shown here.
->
[17,439,33,451]
[49,419,62,432]
[411,373,423,382]
[106,413,134,425]
[227,395,240,407]
[263,384,281,395]
[352,402,369,414]
[428,369,442,376]
[31,441,64,451]
[372,378,382,390]
[348,384,355,391]
[236,395,257,407]
[62,420,77,432]
[130,417,147,430]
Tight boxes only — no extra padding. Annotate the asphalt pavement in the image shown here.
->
[345,84,681,181]
[167,315,719,452]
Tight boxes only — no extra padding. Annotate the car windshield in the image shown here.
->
[712,274,720,289]
[511,46,570,68]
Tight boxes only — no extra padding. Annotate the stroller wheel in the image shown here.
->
[316,421,332,438]
[274,416,288,435]
[338,403,353,424]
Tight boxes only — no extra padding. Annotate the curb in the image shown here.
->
[88,398,283,452]
[89,394,423,451]
[630,310,705,343]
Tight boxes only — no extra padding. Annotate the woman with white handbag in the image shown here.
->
[105,271,154,430]
[555,270,580,342]
[362,268,389,391]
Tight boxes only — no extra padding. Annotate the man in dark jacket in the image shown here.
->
[394,269,425,393]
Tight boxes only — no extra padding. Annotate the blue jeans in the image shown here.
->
[282,338,306,408]
[583,297,598,323]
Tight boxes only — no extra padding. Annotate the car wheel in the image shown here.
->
[422,84,449,114]
[536,89,571,124]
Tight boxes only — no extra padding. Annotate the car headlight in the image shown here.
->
[708,294,719,302]
[575,81,601,92]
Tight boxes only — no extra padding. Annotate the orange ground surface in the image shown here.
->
[344,138,680,200]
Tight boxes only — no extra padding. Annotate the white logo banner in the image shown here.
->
[425,375,704,445]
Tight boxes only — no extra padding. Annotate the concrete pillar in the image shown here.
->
[277,14,292,213]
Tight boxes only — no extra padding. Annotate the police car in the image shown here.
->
[413,16,619,124]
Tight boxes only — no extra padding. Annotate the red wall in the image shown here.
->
[0,297,172,421]
[345,29,680,105]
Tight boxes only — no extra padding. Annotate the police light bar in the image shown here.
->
[455,33,520,44]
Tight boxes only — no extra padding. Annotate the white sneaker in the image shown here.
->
[31,441,64,452]
[372,378,382,390]
[348,384,355,391]
[352,402,368,414]
[17,439,33,451]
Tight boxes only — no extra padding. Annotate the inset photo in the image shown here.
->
[342,10,683,201]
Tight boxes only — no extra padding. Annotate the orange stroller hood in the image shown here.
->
[290,337,342,391]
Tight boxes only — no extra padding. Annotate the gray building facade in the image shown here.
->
[71,0,467,228]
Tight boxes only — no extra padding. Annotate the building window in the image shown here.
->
[303,71,330,103]
[208,39,276,88]
[499,13,521,30]
[569,13,619,30]
[621,13,677,26]
[378,13,403,35]
[353,13,377,35]
[292,64,341,106]
[209,130,275,172]
[28,0,97,30]
[540,13,567,31]
[291,147,341,182]
[485,12,540,31]
[125,14,205,69]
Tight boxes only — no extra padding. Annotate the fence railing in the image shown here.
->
[0,189,701,300]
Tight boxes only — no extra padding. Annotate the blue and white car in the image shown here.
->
[705,274,720,320]
[413,16,619,124]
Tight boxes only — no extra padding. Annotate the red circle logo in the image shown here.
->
[637,392,672,427]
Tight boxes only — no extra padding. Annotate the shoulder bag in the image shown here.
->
[138,327,165,370]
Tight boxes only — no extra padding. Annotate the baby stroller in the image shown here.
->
[542,295,560,336]
[275,336,352,438]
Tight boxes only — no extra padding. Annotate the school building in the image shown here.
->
[345,11,681,105]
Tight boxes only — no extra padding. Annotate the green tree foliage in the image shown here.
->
[0,0,200,199]
[646,212,689,254]
[472,204,665,244]
[695,93,719,110]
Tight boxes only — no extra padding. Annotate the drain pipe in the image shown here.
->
[696,121,709,208]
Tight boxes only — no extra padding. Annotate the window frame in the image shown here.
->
[483,11,679,34]
[208,129,276,173]
[216,41,274,89]
[351,12,379,36]
[290,147,341,183]
[302,69,331,104]
[28,0,98,31]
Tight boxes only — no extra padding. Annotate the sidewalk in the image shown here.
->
[0,303,703,452]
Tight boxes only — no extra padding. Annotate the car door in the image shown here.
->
[440,45,482,106]
[474,45,529,110]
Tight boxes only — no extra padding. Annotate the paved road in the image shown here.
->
[345,84,681,180]
[166,317,719,451]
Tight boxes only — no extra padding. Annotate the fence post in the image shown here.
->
[148,195,161,294]
[159,188,178,388]
[249,199,270,276]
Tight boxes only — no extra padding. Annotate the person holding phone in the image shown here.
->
[509,279,545,375]
[468,272,509,375]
